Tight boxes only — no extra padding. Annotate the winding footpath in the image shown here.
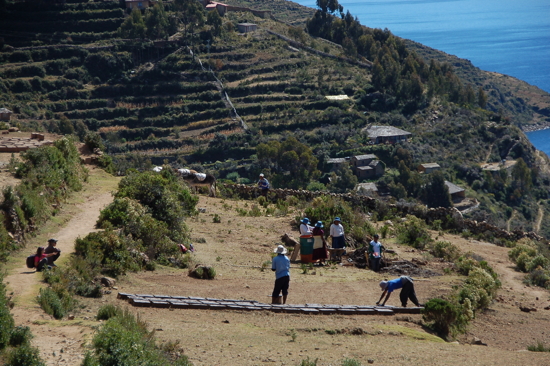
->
[3,168,118,366]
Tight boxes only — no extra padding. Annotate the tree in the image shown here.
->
[477,86,487,108]
[206,9,223,37]
[327,163,357,193]
[424,171,452,208]
[174,0,205,35]
[118,8,147,39]
[145,1,171,39]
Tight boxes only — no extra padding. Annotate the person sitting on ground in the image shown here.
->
[299,218,313,236]
[329,217,346,252]
[311,221,328,265]
[271,245,290,304]
[34,246,56,272]
[368,234,385,272]
[376,276,422,307]
[257,173,270,197]
[44,238,61,266]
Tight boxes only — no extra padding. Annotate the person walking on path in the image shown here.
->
[258,173,270,197]
[311,221,328,265]
[368,234,384,272]
[44,238,61,266]
[329,217,346,251]
[376,276,422,307]
[271,245,290,304]
[299,218,313,236]
[34,246,57,272]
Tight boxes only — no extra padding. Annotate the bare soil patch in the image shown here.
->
[4,191,550,365]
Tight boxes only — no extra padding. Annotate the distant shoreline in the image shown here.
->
[522,123,550,133]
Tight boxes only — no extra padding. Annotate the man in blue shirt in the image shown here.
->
[258,173,270,197]
[272,245,290,304]
[368,234,385,272]
[376,276,422,307]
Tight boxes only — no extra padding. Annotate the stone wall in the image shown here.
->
[221,183,545,243]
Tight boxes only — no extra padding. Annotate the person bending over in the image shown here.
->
[376,276,421,307]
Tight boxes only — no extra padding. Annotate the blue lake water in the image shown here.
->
[294,0,550,93]
[526,129,550,157]
[293,0,550,155]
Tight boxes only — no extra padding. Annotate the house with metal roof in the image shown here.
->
[356,182,378,196]
[365,126,412,144]
[445,181,465,201]
[0,108,12,121]
[418,163,441,174]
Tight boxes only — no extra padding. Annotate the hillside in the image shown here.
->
[1,0,550,239]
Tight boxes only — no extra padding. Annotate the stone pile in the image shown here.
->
[0,136,53,152]
[117,293,422,315]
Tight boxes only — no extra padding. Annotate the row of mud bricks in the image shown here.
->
[222,184,544,243]
[117,293,422,315]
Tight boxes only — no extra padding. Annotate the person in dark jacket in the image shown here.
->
[44,238,61,266]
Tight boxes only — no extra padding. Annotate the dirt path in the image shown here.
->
[534,202,544,233]
[3,168,118,366]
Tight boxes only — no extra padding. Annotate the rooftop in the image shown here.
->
[365,126,412,138]
[325,95,350,101]
[445,181,465,195]
[327,158,346,164]
[353,154,377,161]
[0,108,12,113]
[356,182,378,192]
[420,163,440,169]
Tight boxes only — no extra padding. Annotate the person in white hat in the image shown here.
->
[257,173,270,197]
[376,276,421,307]
[271,245,290,304]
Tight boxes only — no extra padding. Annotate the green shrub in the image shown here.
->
[7,344,45,366]
[526,255,549,272]
[395,215,432,249]
[459,267,500,310]
[0,277,15,350]
[37,288,66,319]
[422,298,469,339]
[299,358,318,366]
[341,359,362,366]
[524,268,550,289]
[428,241,460,262]
[96,304,123,321]
[9,326,32,347]
[86,308,191,366]
[527,341,550,352]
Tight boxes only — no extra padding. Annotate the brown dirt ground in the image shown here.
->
[3,179,550,365]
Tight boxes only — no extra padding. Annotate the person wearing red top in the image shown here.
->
[34,247,56,272]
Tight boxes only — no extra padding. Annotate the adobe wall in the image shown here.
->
[220,183,545,243]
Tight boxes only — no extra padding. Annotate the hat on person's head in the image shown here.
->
[379,281,388,290]
[274,245,287,254]
[301,218,310,224]
[334,217,341,222]
[315,221,323,228]
[259,173,264,177]
[48,238,58,243]
[374,234,379,238]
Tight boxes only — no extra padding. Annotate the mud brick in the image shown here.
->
[222,299,241,302]
[356,309,376,315]
[301,308,320,314]
[189,296,205,300]
[319,308,337,315]
[374,308,394,315]
[283,307,302,314]
[305,304,321,308]
[154,295,172,299]
[136,294,153,298]
[337,308,357,315]
[151,301,170,308]
[171,302,191,309]
[323,304,341,309]
[117,292,132,299]
[209,304,227,310]
[172,296,189,300]
[227,305,243,310]
[235,302,255,306]
[131,299,151,307]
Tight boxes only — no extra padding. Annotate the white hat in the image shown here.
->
[379,281,388,290]
[274,245,287,254]
[259,173,264,177]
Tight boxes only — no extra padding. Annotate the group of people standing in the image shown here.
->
[271,218,422,308]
